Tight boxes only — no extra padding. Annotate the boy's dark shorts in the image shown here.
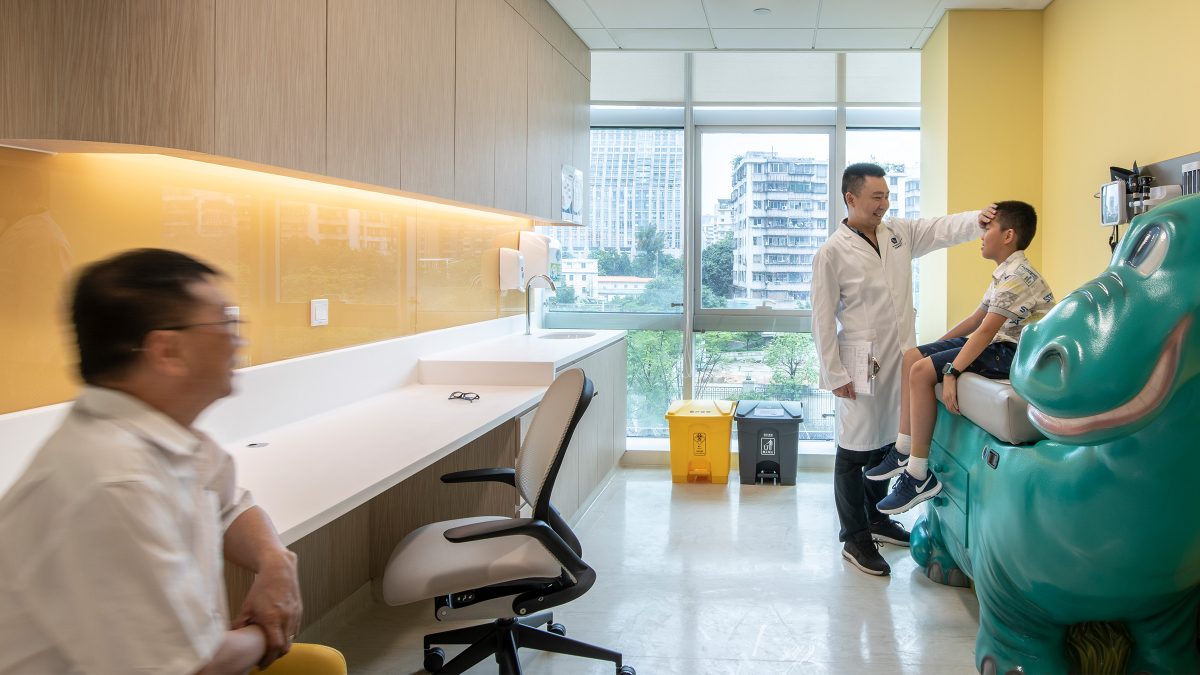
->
[917,337,1018,383]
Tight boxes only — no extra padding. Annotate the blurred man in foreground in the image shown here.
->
[0,249,342,674]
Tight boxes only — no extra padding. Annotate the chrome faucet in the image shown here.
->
[525,274,556,335]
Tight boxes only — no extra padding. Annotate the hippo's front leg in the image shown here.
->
[1124,589,1200,675]
[973,561,1070,675]
[911,510,970,588]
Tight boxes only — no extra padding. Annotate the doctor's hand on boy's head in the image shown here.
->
[833,382,856,400]
[977,204,999,228]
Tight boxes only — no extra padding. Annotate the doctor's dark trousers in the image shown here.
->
[834,444,891,541]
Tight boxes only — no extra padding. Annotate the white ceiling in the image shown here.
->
[548,0,1053,51]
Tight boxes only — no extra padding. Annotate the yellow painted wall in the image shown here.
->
[917,20,950,343]
[0,148,533,414]
[919,11,1044,335]
[1042,0,1200,295]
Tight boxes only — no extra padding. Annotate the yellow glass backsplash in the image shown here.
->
[0,146,532,414]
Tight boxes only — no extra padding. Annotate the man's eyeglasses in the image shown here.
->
[153,318,246,336]
[448,391,481,402]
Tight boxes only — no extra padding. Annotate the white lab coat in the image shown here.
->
[811,212,981,451]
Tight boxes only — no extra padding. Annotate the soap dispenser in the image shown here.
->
[519,231,562,281]
[498,247,525,291]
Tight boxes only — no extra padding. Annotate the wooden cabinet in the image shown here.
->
[0,0,215,151]
[525,33,555,220]
[550,339,626,523]
[494,3,529,214]
[215,0,326,174]
[1,0,586,217]
[326,0,454,195]
[454,0,500,206]
[396,2,456,199]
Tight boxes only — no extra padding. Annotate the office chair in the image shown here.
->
[381,368,634,675]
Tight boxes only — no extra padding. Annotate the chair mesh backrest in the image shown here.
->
[516,369,586,507]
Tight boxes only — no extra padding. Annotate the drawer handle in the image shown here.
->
[932,495,947,507]
[932,463,945,473]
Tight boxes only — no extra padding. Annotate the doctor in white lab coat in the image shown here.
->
[811,162,996,576]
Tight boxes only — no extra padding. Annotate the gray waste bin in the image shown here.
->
[735,401,804,485]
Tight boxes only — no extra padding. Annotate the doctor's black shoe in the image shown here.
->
[869,518,911,547]
[842,531,891,576]
[865,446,908,481]
[877,471,943,515]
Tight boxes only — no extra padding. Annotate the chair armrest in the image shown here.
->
[441,468,516,486]
[443,518,588,577]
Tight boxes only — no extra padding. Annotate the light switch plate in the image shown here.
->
[310,298,329,327]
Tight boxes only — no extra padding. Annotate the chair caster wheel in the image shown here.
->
[423,646,445,672]
[616,666,635,675]
[547,622,567,636]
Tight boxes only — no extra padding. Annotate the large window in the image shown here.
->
[540,128,684,314]
[699,131,831,310]
[552,52,921,441]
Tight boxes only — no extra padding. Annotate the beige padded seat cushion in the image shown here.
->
[382,516,563,607]
[934,373,1044,445]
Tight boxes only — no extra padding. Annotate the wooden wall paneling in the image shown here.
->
[326,0,407,188]
[224,501,370,632]
[525,33,554,219]
[493,2,529,214]
[398,0,456,200]
[454,0,501,206]
[368,419,520,578]
[215,0,326,173]
[501,0,589,79]
[0,0,59,139]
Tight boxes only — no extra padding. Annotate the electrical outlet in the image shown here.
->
[310,298,329,327]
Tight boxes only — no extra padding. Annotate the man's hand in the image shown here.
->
[977,204,999,228]
[833,382,856,400]
[941,376,961,415]
[232,550,301,669]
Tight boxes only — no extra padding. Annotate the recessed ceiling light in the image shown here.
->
[753,7,771,15]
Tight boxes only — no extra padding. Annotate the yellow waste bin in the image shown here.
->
[665,400,736,484]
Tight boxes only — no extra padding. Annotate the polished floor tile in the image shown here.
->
[324,467,980,673]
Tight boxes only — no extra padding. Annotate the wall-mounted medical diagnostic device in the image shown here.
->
[1100,179,1127,227]
[1100,164,1183,254]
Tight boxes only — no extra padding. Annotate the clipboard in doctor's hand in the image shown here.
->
[838,340,879,396]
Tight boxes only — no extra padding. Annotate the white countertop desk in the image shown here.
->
[229,328,625,545]
[230,384,546,546]
[0,325,624,548]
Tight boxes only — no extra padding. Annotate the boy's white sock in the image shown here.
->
[894,434,912,455]
[907,455,928,480]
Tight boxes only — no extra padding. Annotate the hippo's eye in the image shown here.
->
[1125,224,1169,276]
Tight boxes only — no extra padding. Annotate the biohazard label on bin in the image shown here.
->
[760,433,776,456]
[693,432,707,456]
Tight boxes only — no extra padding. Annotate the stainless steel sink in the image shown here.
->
[538,331,596,340]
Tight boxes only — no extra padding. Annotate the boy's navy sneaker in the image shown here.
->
[842,530,890,576]
[865,446,908,481]
[877,471,943,515]
[869,518,911,547]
